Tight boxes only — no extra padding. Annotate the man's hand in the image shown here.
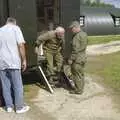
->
[22,60,27,72]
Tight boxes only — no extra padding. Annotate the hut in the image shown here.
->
[80,6,120,35]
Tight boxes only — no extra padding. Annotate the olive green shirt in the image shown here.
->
[70,30,88,63]
[36,31,64,52]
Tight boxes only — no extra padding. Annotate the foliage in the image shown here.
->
[82,0,115,8]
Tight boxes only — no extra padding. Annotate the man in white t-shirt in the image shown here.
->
[0,17,30,113]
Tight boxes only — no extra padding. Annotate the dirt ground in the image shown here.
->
[1,75,120,120]
[31,75,120,120]
[87,41,120,55]
[1,41,120,120]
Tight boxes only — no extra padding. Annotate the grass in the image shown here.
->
[86,52,120,92]
[87,34,120,91]
[24,84,40,100]
[86,52,120,109]
[88,35,120,45]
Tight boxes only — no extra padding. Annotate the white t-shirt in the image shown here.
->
[0,23,25,70]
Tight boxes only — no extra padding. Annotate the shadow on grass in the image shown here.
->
[22,69,50,93]
[22,70,42,85]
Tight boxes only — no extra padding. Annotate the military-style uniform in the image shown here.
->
[36,31,64,82]
[66,23,88,93]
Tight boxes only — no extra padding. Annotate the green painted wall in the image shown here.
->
[8,0,37,67]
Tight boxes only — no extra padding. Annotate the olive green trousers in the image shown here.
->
[44,51,63,77]
[70,62,85,92]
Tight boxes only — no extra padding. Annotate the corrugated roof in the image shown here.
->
[109,8,120,17]
[80,6,120,17]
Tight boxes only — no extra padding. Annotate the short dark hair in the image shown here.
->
[6,17,16,23]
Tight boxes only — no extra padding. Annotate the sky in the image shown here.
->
[101,0,120,8]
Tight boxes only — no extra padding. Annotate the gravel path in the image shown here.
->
[87,41,120,55]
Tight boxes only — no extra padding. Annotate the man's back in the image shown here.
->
[0,24,25,70]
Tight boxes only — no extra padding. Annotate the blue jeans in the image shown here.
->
[0,69,24,110]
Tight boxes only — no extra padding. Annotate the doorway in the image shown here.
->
[36,0,60,32]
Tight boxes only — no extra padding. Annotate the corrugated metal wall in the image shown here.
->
[60,0,80,58]
[80,7,120,35]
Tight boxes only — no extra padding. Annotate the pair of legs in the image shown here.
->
[70,62,85,94]
[0,69,24,110]
[44,51,63,83]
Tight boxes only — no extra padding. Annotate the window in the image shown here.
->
[36,0,54,28]
[115,17,120,26]
[80,16,85,26]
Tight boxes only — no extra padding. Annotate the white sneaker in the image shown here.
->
[16,106,30,114]
[6,107,13,113]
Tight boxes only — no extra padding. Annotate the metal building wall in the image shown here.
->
[0,0,9,26]
[80,7,115,35]
[80,7,120,35]
[60,0,80,27]
[60,0,80,58]
[110,8,120,34]
[8,0,37,67]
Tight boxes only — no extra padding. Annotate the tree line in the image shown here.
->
[81,0,115,8]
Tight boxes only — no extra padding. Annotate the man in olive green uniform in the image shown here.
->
[67,21,88,94]
[35,27,65,84]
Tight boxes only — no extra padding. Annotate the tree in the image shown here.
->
[85,0,91,6]
[81,0,115,8]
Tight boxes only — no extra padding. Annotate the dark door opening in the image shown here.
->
[36,0,60,32]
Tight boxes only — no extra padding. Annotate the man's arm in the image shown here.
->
[35,31,54,46]
[36,32,49,46]
[15,26,26,71]
[18,43,27,72]
[68,32,88,65]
